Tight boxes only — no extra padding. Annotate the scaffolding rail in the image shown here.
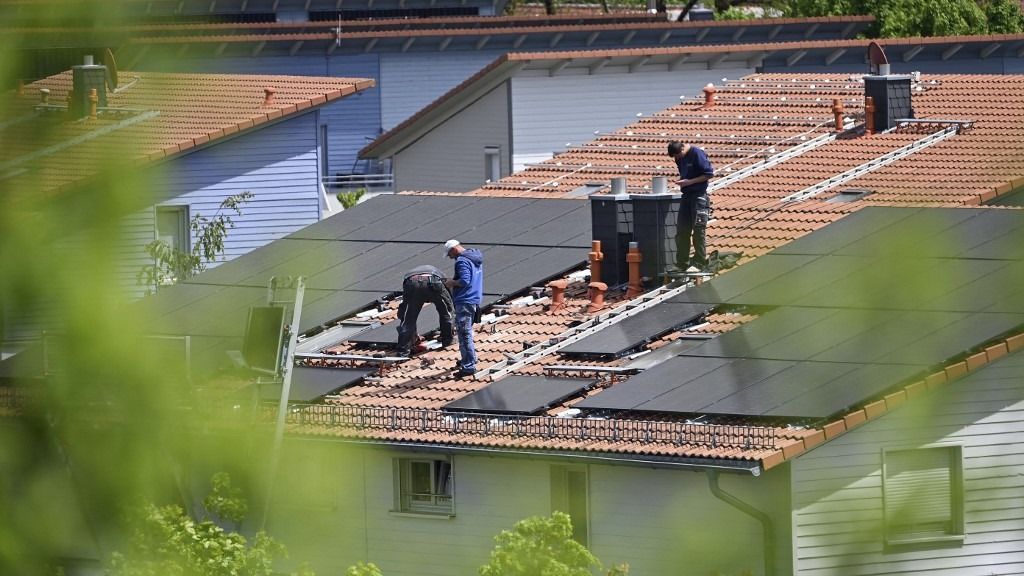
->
[284,404,778,450]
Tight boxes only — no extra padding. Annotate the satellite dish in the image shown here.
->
[101,47,119,90]
[868,41,889,75]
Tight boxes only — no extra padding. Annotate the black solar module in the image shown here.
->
[444,375,595,414]
[254,366,370,403]
[560,302,712,358]
[575,356,729,411]
[348,306,442,345]
[299,290,388,333]
[287,194,425,241]
[835,208,978,258]
[185,239,332,287]
[665,254,818,305]
[771,206,916,256]
[769,362,928,419]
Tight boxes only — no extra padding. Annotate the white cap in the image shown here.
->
[444,239,460,256]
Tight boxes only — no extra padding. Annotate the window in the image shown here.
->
[551,465,589,545]
[155,205,189,253]
[395,457,453,515]
[882,445,964,546]
[484,146,501,183]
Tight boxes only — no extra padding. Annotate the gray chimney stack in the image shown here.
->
[71,54,107,119]
[863,72,913,132]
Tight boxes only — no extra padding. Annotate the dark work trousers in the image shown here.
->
[396,274,455,356]
[676,192,710,270]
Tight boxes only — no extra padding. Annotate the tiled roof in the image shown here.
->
[1,70,374,198]
[287,71,1024,471]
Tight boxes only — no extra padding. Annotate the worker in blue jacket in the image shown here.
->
[668,140,715,272]
[443,239,483,378]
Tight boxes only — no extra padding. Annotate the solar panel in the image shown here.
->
[348,305,442,345]
[186,239,332,287]
[444,375,595,415]
[248,366,370,403]
[834,208,979,258]
[560,302,712,358]
[634,358,797,414]
[288,194,425,241]
[665,254,818,305]
[299,290,386,334]
[771,206,917,256]
[575,356,729,411]
[768,362,927,419]
[458,200,589,247]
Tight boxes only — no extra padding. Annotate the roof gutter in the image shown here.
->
[707,470,775,576]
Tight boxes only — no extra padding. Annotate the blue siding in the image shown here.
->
[159,112,322,268]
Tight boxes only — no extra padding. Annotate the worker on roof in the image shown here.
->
[443,239,484,379]
[396,265,454,358]
[668,140,715,273]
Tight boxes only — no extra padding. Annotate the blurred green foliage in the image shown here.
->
[479,512,602,576]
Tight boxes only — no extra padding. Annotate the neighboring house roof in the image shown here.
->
[1,70,374,198]
[360,34,1024,160]
[109,15,872,60]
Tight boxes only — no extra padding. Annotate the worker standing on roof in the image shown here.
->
[668,140,715,272]
[443,239,484,378]
[396,265,454,358]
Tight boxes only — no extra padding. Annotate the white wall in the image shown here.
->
[392,83,510,193]
[509,66,753,171]
[268,440,792,576]
[791,352,1024,576]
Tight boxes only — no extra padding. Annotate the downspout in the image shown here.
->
[706,470,775,576]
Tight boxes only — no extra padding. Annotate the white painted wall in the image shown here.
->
[509,66,753,171]
[791,353,1024,576]
[392,83,510,193]
[267,440,793,576]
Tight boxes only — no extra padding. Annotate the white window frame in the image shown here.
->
[394,456,454,517]
[155,205,190,254]
[882,444,965,547]
[484,146,501,183]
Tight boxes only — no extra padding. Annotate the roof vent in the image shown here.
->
[828,187,874,203]
[71,55,107,119]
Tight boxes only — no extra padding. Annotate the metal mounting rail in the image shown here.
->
[782,124,961,202]
[295,352,407,364]
[709,130,839,193]
[482,280,694,381]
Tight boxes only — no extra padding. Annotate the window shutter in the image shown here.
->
[884,448,956,540]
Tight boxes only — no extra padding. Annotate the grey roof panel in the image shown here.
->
[444,375,595,415]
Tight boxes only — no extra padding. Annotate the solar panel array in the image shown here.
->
[136,195,592,376]
[559,302,712,358]
[444,375,596,415]
[580,207,1024,420]
[246,366,371,403]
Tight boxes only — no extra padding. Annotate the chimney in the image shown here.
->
[832,98,844,132]
[588,240,604,284]
[39,88,50,105]
[610,176,626,195]
[630,189,676,283]
[589,189,633,286]
[702,84,716,108]
[263,87,276,106]
[587,282,607,314]
[626,242,643,299]
[651,175,667,195]
[865,96,876,135]
[71,55,107,119]
[546,279,568,313]
[863,73,913,132]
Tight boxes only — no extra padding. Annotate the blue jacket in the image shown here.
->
[452,248,484,306]
[675,145,714,195]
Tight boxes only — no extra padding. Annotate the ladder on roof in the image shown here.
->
[483,279,699,381]
[782,124,960,202]
[708,130,840,193]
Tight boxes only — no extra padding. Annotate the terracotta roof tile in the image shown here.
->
[2,70,373,199]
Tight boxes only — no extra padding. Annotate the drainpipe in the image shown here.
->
[589,240,603,284]
[865,96,875,135]
[707,470,774,576]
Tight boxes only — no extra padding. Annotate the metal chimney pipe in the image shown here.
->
[589,240,604,284]
[587,281,607,314]
[651,176,667,195]
[610,177,626,195]
[626,241,643,298]
[39,88,50,104]
[83,54,94,66]
[878,63,890,76]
